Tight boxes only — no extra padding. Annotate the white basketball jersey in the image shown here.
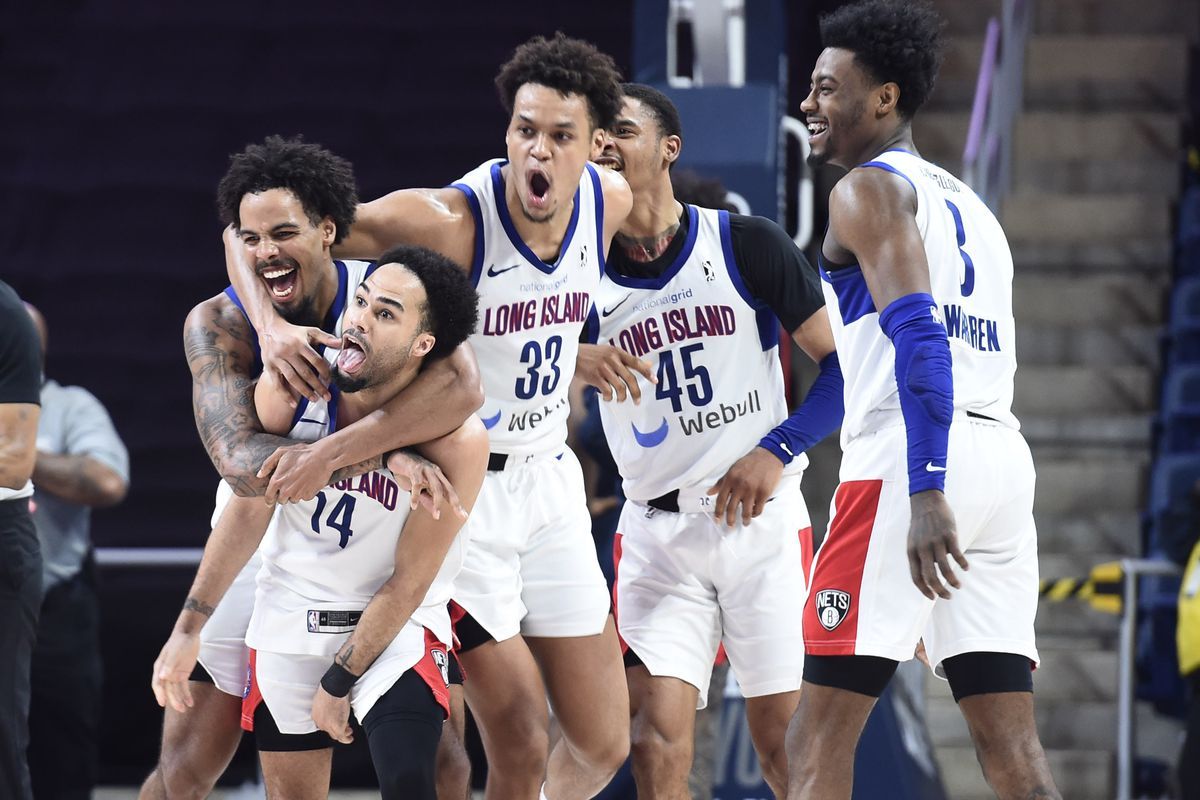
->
[821,149,1019,445]
[451,159,605,457]
[586,205,801,503]
[243,260,458,656]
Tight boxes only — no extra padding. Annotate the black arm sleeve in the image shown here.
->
[0,282,40,405]
[728,215,825,332]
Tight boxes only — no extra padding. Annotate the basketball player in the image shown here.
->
[584,84,842,798]
[224,34,637,800]
[153,246,487,800]
[140,137,482,800]
[785,2,1060,798]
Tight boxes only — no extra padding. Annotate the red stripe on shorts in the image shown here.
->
[803,480,882,655]
[240,648,262,732]
[798,525,815,586]
[611,532,629,655]
[413,628,453,719]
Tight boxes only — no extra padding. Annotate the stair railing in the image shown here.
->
[962,0,1032,213]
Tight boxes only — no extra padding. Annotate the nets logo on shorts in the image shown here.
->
[431,647,450,687]
[815,589,851,631]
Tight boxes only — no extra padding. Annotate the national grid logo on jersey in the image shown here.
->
[815,589,851,631]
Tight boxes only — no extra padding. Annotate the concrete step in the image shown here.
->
[1016,324,1159,367]
[935,0,1198,37]
[1034,511,1140,556]
[1015,365,1155,414]
[927,696,1177,750]
[1013,274,1166,325]
[1031,455,1147,514]
[933,746,1112,800]
[1003,192,1172,244]
[1010,239,1171,272]
[1021,413,1152,449]
[935,36,1189,111]
[915,111,1180,164]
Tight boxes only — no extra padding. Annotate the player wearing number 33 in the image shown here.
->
[584,84,842,800]
[786,2,1059,799]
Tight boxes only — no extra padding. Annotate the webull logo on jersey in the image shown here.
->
[481,292,591,336]
[633,389,763,448]
[479,396,570,432]
[815,589,851,631]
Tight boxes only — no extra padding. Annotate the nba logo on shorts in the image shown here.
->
[307,610,321,633]
[815,589,851,631]
[431,647,449,686]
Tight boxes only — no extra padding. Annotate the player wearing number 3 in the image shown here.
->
[583,84,842,799]
[785,2,1059,799]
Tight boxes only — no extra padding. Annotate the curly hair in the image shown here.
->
[495,32,624,131]
[375,244,479,360]
[820,0,944,119]
[216,135,358,244]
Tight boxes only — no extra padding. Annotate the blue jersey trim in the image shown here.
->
[718,210,779,352]
[327,385,342,434]
[288,396,311,431]
[859,161,917,195]
[582,305,600,345]
[490,161,581,276]
[222,286,263,371]
[585,163,606,277]
[818,253,877,326]
[449,182,486,286]
[603,203,700,290]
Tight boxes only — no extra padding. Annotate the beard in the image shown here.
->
[331,366,369,394]
[278,293,323,328]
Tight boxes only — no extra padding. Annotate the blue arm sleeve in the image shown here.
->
[758,351,844,465]
[878,293,954,494]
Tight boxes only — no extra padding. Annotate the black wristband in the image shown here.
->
[320,662,359,698]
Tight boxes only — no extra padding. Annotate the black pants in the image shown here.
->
[0,499,42,800]
[28,558,102,800]
[1182,671,1200,799]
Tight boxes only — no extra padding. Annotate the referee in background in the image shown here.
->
[0,279,44,800]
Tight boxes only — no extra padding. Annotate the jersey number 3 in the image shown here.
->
[310,492,356,549]
[944,199,975,297]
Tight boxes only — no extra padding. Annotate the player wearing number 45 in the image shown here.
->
[154,246,487,800]
[582,83,843,800]
[787,2,1059,799]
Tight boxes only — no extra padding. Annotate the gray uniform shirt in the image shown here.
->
[33,379,129,589]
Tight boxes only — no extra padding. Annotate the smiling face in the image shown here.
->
[596,96,679,194]
[505,83,604,224]
[333,263,435,394]
[237,188,336,326]
[800,47,892,169]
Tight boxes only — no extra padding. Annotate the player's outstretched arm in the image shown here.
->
[828,168,967,599]
[184,296,301,497]
[335,187,477,266]
[258,342,484,504]
[310,419,489,742]
[151,493,274,713]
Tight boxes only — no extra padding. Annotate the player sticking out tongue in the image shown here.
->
[336,330,367,375]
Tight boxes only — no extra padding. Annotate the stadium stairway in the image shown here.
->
[914,1,1197,797]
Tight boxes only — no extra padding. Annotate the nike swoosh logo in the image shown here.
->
[487,264,521,277]
[602,294,632,317]
[925,463,947,472]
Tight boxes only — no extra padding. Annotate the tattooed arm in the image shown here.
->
[184,294,383,496]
